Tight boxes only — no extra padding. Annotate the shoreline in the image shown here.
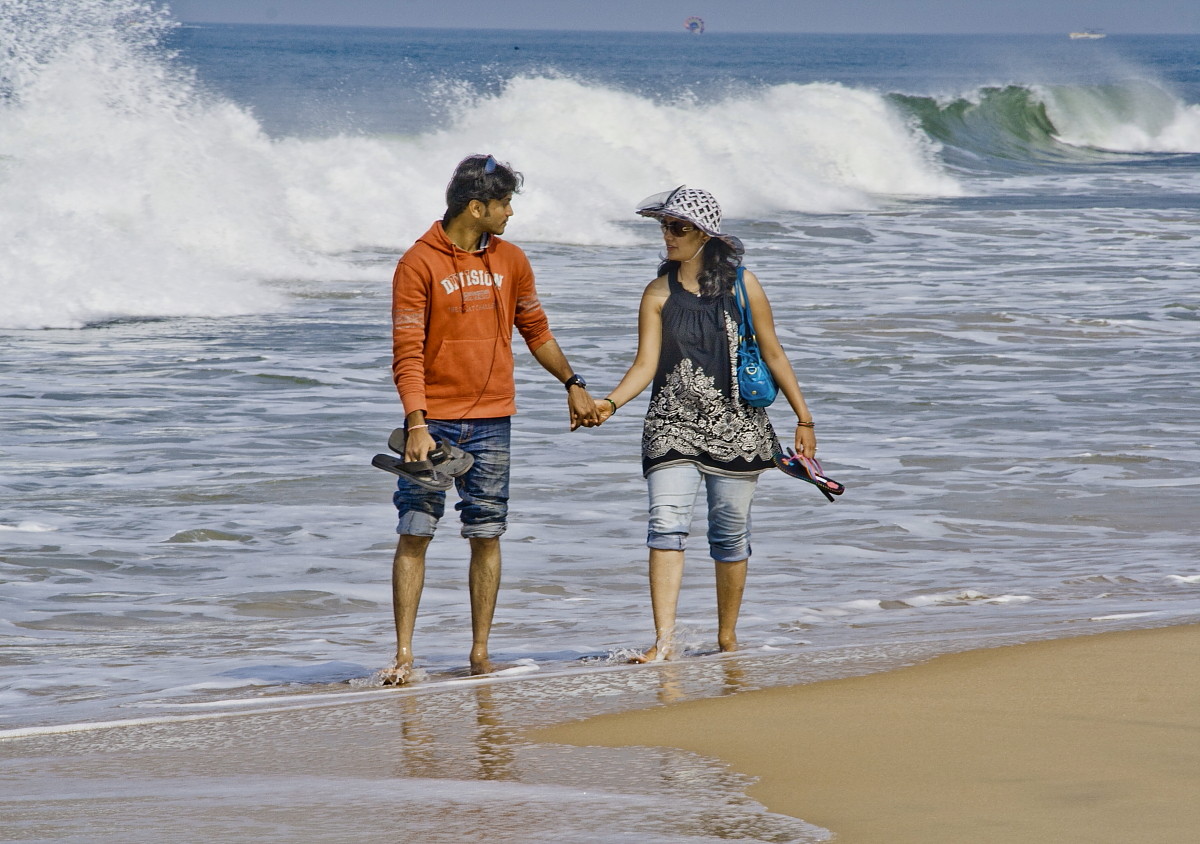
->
[535,622,1200,844]
[3,621,1198,842]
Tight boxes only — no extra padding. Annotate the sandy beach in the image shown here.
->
[536,623,1200,844]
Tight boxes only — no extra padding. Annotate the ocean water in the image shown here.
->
[2,1,1199,840]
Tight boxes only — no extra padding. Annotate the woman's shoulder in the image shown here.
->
[644,274,671,298]
[737,265,761,284]
[737,266,768,298]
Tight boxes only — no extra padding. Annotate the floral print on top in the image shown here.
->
[642,269,778,477]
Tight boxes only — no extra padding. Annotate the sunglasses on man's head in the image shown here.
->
[660,220,697,236]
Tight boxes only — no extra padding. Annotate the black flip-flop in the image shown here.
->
[774,449,845,503]
[371,454,454,491]
[388,428,474,477]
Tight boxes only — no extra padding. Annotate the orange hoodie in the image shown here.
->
[392,221,554,419]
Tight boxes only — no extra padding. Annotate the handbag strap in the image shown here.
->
[733,266,756,343]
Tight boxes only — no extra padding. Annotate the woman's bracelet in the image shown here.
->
[604,398,617,414]
[796,420,814,429]
[408,423,429,431]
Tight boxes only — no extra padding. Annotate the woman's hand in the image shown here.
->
[795,425,816,459]
[589,397,615,426]
[575,397,613,429]
[597,398,616,423]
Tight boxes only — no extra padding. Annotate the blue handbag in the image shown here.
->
[733,267,778,408]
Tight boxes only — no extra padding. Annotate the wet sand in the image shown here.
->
[535,623,1200,844]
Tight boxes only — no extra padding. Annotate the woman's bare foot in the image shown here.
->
[718,632,738,653]
[379,660,415,686]
[629,638,677,664]
[628,645,658,664]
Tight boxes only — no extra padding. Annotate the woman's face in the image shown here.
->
[660,218,709,262]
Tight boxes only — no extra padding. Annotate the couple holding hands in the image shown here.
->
[381,155,819,685]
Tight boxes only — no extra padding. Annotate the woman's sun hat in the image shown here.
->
[635,185,744,254]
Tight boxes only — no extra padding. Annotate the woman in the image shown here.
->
[593,186,817,662]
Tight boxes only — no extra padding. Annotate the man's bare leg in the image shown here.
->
[468,536,501,675]
[383,534,429,685]
[630,548,685,663]
[715,558,747,653]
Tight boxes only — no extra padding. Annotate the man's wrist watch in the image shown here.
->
[564,374,587,391]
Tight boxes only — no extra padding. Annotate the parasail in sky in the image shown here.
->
[684,16,705,34]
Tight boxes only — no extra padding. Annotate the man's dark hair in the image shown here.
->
[443,155,524,223]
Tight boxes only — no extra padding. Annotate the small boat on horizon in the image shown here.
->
[1069,30,1106,40]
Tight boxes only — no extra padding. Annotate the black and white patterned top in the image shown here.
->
[642,269,779,477]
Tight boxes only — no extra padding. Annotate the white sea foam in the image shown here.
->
[905,591,1034,607]
[1044,80,1200,153]
[421,75,962,240]
[0,1,303,329]
[1089,612,1164,622]
[0,521,57,532]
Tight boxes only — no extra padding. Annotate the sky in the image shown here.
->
[167,1,1200,35]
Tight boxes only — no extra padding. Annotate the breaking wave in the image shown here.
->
[0,2,957,328]
[895,80,1200,169]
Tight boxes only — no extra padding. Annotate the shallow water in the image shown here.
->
[3,199,1198,733]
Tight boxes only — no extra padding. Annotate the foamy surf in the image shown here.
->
[1044,79,1200,153]
[0,2,967,329]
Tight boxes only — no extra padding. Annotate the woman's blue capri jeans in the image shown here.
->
[645,463,758,562]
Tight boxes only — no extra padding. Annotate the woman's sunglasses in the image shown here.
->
[660,220,697,236]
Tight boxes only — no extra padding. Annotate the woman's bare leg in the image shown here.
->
[715,558,747,652]
[630,548,685,663]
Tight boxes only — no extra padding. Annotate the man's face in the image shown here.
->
[478,195,514,235]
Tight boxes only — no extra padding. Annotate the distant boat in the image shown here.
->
[1069,30,1106,39]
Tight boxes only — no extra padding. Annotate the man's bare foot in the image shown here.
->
[379,660,415,686]
[718,633,738,653]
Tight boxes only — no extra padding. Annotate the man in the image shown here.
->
[384,154,597,684]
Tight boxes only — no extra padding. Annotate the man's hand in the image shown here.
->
[404,426,437,462]
[568,387,601,430]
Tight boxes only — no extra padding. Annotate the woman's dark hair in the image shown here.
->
[658,237,742,299]
[443,155,524,223]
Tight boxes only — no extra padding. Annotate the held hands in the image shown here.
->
[567,387,602,431]
[570,394,614,430]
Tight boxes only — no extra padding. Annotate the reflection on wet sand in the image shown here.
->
[473,684,516,781]
[646,654,749,704]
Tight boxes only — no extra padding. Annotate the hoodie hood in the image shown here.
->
[416,221,496,257]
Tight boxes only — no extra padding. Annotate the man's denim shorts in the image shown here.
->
[393,417,511,539]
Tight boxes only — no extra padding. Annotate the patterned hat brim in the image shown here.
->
[636,210,744,255]
[636,187,744,255]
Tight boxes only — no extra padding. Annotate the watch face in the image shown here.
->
[566,374,586,389]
